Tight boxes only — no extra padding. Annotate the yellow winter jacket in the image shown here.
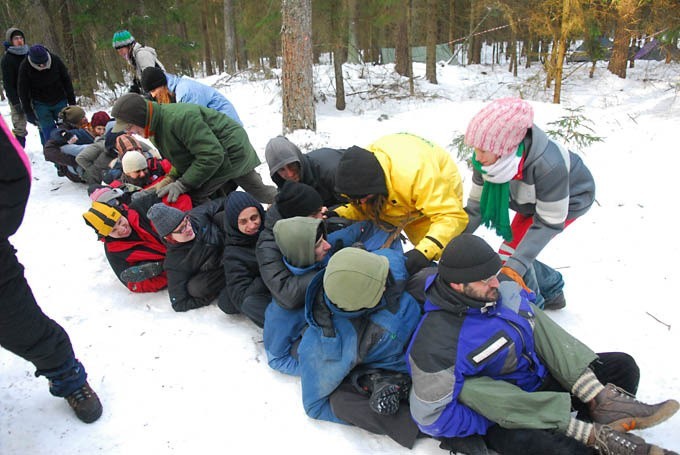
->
[335,133,468,260]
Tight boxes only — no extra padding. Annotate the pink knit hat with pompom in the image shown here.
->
[465,98,534,157]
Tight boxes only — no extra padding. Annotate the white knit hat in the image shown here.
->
[121,151,148,173]
[465,98,534,157]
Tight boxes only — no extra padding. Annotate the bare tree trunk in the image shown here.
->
[448,0,455,54]
[608,0,636,79]
[425,0,437,84]
[331,0,346,110]
[281,0,316,132]
[346,0,360,63]
[394,0,410,77]
[224,0,237,73]
[201,0,215,76]
[34,0,61,53]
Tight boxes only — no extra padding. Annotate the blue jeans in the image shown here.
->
[33,99,67,145]
[523,260,564,309]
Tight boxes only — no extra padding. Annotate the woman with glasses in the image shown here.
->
[147,199,228,312]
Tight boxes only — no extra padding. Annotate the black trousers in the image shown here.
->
[329,382,421,449]
[0,240,74,371]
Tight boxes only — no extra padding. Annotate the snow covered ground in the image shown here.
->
[1,57,679,454]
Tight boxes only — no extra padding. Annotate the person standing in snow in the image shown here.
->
[17,44,77,145]
[112,29,164,94]
[0,116,102,423]
[406,234,678,455]
[140,67,242,125]
[333,132,469,276]
[1,27,29,147]
[264,135,345,208]
[463,97,596,310]
[111,93,276,205]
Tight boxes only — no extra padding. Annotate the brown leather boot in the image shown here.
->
[589,423,678,455]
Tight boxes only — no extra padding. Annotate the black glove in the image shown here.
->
[438,435,489,455]
[129,82,142,94]
[25,111,38,126]
[58,129,77,144]
[405,249,431,275]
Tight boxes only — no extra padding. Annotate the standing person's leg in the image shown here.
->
[0,240,102,423]
[232,169,277,204]
[9,103,28,147]
[32,101,53,145]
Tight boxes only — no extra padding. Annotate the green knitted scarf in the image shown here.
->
[471,143,524,241]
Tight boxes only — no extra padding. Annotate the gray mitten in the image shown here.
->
[156,180,188,203]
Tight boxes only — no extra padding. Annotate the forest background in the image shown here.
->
[2,0,679,114]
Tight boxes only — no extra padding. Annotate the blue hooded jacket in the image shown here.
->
[165,73,242,126]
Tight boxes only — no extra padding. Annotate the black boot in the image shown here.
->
[120,261,164,283]
[16,135,26,148]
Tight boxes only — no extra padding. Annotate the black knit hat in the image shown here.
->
[334,146,387,198]
[275,181,323,219]
[225,191,265,231]
[438,234,502,284]
[111,93,148,133]
[141,67,167,92]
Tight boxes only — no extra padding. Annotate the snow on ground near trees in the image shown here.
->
[1,59,679,454]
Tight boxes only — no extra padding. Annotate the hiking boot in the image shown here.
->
[543,291,567,310]
[365,371,411,415]
[65,381,103,423]
[120,261,164,283]
[590,423,677,455]
[589,383,679,432]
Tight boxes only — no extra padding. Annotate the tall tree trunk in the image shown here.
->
[224,0,237,73]
[281,0,316,132]
[448,0,455,54]
[346,0,360,63]
[176,0,194,76]
[331,0,346,110]
[425,0,438,84]
[608,0,636,79]
[34,0,61,53]
[394,0,410,77]
[59,0,81,91]
[201,0,215,76]
[553,0,571,103]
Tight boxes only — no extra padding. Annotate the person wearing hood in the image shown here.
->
[83,188,167,293]
[406,234,678,455]
[112,30,165,94]
[334,133,468,276]
[147,200,228,312]
[140,67,242,125]
[219,191,270,327]
[264,136,344,208]
[42,105,95,182]
[1,116,102,423]
[111,93,276,206]
[463,98,596,310]
[17,44,76,145]
[296,247,422,448]
[1,27,29,147]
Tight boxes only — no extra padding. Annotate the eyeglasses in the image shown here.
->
[480,271,501,284]
[171,217,190,235]
[339,193,369,204]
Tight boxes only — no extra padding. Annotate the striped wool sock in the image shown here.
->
[571,368,605,403]
[565,417,593,445]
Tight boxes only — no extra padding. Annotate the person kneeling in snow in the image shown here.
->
[83,188,167,293]
[147,201,227,312]
[406,234,678,455]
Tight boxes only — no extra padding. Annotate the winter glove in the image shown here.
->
[156,179,189,203]
[25,111,38,126]
[499,266,531,292]
[405,249,431,276]
[439,435,489,455]
[152,175,175,193]
[130,187,156,203]
[129,82,142,94]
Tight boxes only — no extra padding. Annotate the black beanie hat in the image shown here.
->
[438,234,502,284]
[225,191,265,231]
[276,181,323,219]
[334,146,387,198]
[141,67,167,92]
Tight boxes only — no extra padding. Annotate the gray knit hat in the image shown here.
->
[323,248,389,312]
[265,136,301,177]
[111,93,148,133]
[147,203,186,238]
[273,217,325,268]
[438,234,502,284]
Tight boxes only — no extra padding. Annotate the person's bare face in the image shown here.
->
[108,216,132,239]
[237,207,262,236]
[11,35,24,47]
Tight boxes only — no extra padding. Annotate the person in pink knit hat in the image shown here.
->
[463,97,596,310]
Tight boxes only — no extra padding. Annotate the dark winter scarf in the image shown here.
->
[471,142,525,242]
[7,44,28,56]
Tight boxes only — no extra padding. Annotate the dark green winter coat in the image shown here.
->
[147,102,260,189]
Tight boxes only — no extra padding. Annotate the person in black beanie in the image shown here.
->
[276,180,325,219]
[333,133,468,276]
[405,234,678,455]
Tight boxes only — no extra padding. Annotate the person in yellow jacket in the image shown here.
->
[334,133,468,275]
